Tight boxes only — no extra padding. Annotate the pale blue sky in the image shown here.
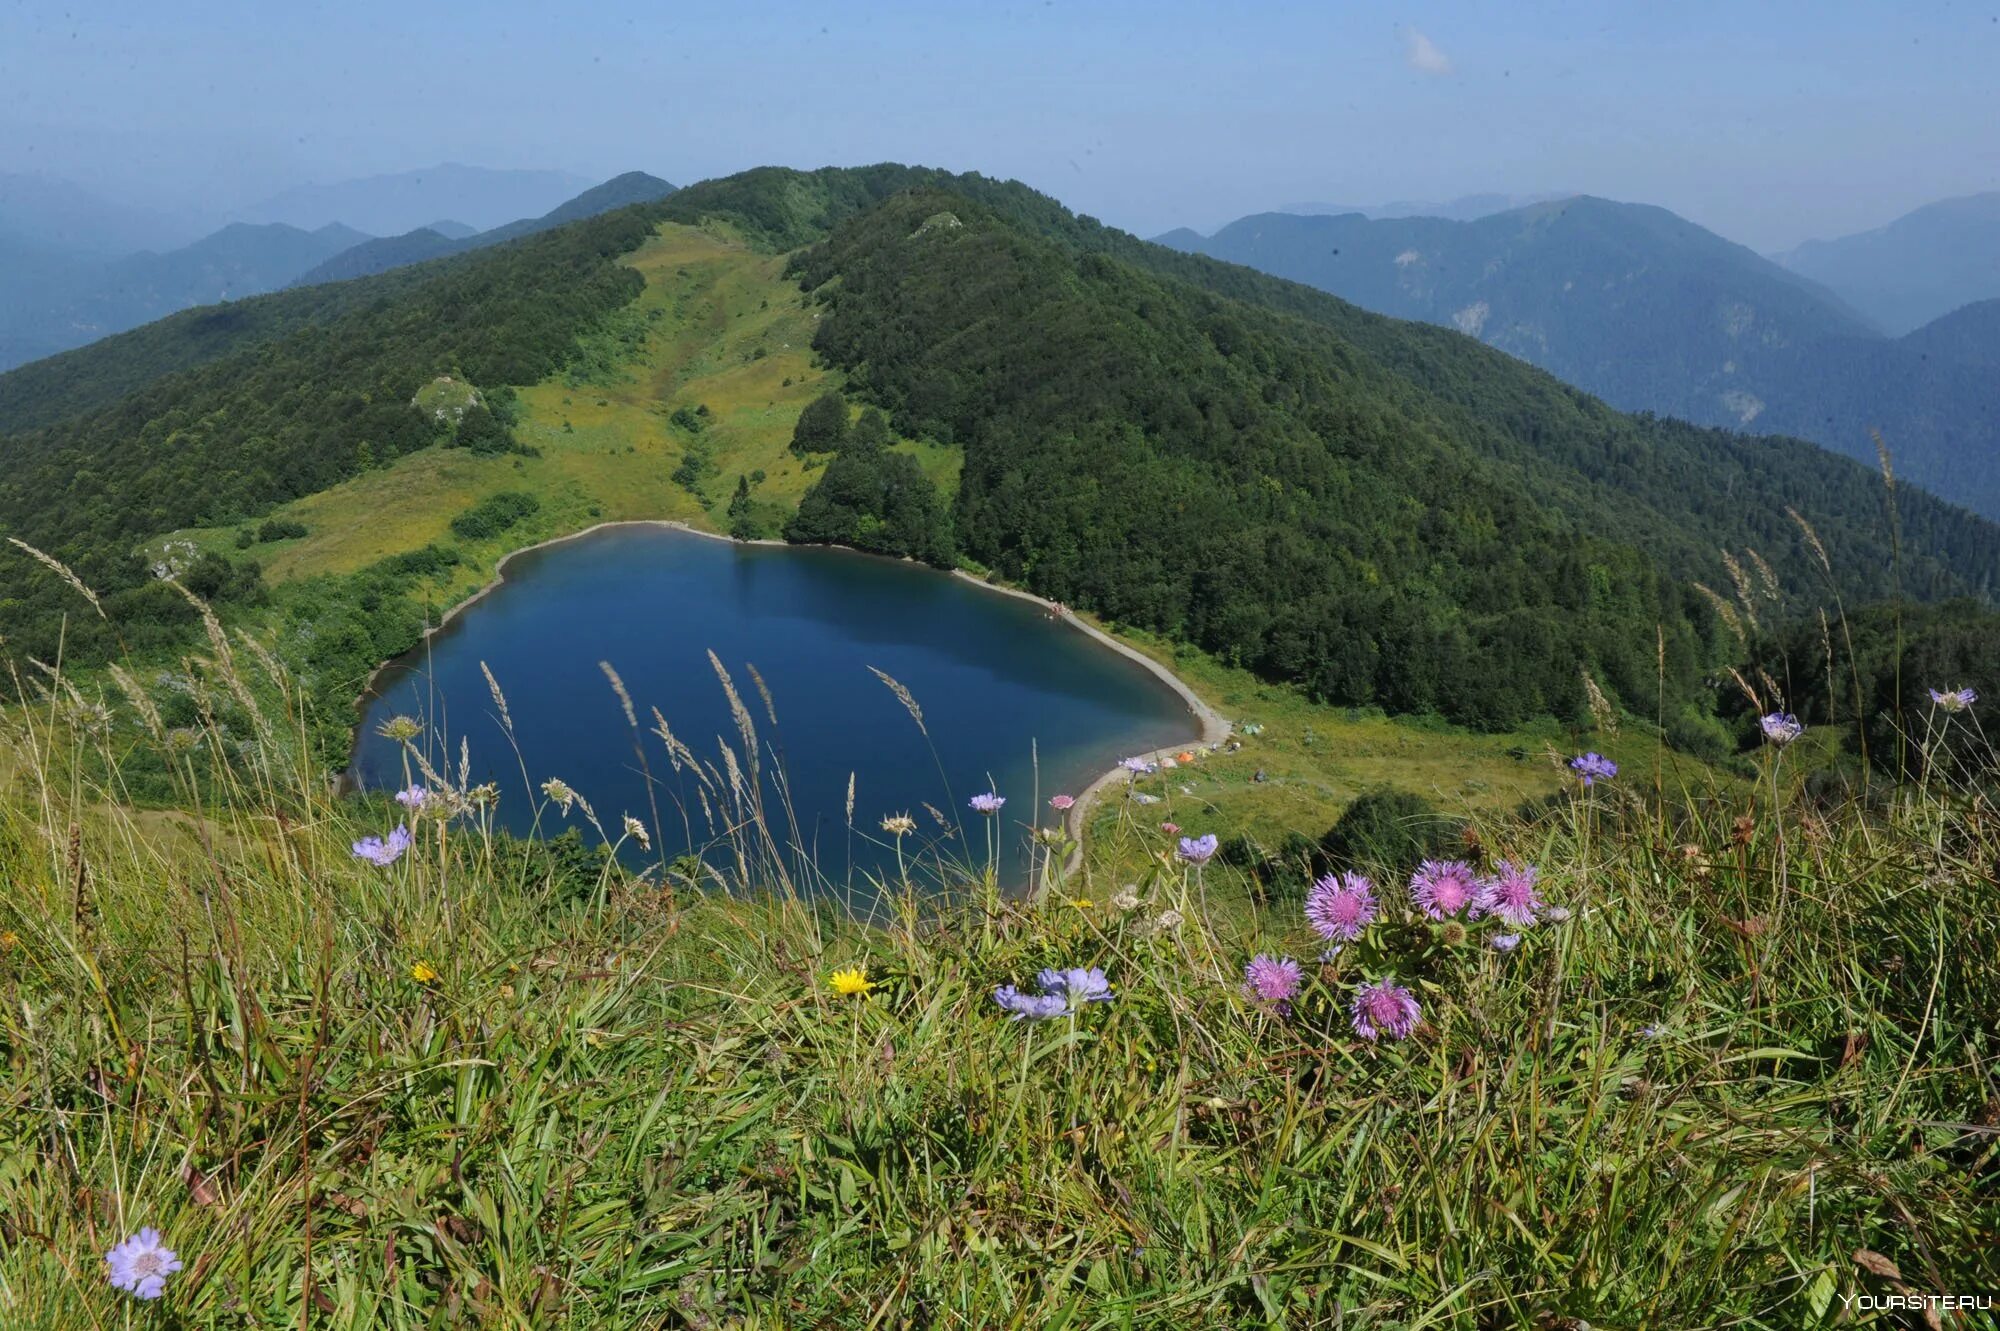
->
[3,0,1996,249]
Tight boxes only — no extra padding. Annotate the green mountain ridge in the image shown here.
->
[1,164,1994,742]
[1162,198,2000,520]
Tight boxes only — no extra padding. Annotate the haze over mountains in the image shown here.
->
[235,164,594,236]
[0,169,676,372]
[1162,194,2000,520]
[1775,192,2000,335]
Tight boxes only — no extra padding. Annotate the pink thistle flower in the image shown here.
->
[1160,821,1180,837]
[1048,794,1075,811]
[1242,954,1302,1009]
[1410,859,1481,919]
[1482,860,1543,928]
[1305,871,1378,942]
[1350,978,1421,1041]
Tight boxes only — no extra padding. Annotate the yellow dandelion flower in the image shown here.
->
[409,961,439,984]
[0,930,18,951]
[1067,897,1095,910]
[829,965,875,997]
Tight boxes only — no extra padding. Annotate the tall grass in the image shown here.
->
[0,600,1996,1328]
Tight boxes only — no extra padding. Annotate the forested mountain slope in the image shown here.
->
[2,165,1994,738]
[1163,200,2000,520]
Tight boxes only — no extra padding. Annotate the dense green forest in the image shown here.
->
[2,163,1997,740]
[787,185,1997,726]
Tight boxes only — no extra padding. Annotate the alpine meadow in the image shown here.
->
[2,9,1999,1327]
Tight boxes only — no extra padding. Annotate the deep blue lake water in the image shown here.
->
[350,526,1199,888]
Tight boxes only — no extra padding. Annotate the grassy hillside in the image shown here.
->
[0,648,1992,1326]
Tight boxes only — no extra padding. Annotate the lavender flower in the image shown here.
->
[1037,966,1114,1005]
[995,965,1111,1020]
[968,792,1006,815]
[1929,687,1978,713]
[1177,833,1219,865]
[352,824,413,867]
[1759,712,1804,746]
[1242,954,1302,1008]
[993,985,1069,1021]
[394,784,428,811]
[1483,860,1543,928]
[105,1228,182,1300]
[1120,756,1150,774]
[1490,933,1522,952]
[1305,871,1378,942]
[1410,859,1481,919]
[1568,752,1618,785]
[1350,979,1421,1041]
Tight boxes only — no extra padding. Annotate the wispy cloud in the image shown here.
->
[1405,28,1453,77]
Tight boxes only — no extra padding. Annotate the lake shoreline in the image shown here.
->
[350,520,1230,866]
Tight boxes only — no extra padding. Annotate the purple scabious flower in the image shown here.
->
[1037,966,1114,1006]
[106,1227,182,1300]
[1490,933,1522,952]
[1410,859,1481,919]
[1568,752,1618,785]
[352,824,413,867]
[394,784,428,811]
[1350,979,1421,1041]
[1242,954,1302,1008]
[1120,756,1150,774]
[1482,860,1543,928]
[993,985,1069,1021]
[1929,687,1978,713]
[1177,833,1219,865]
[1759,712,1804,746]
[1304,872,1378,942]
[968,792,1006,815]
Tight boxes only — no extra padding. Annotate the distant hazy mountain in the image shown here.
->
[293,171,677,286]
[1777,194,2000,335]
[0,221,369,371]
[1900,298,2000,367]
[1272,192,1568,223]
[425,219,479,240]
[1166,197,2000,518]
[238,163,592,235]
[0,171,204,255]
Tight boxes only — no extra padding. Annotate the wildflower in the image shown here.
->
[1639,1023,1665,1039]
[1160,821,1181,837]
[352,824,412,867]
[105,1228,182,1300]
[993,985,1070,1021]
[1242,954,1302,1008]
[1490,933,1522,952]
[1177,833,1218,865]
[1483,860,1543,928]
[622,815,651,851]
[0,929,17,951]
[1568,752,1618,785]
[1350,979,1421,1042]
[394,784,428,811]
[541,777,579,814]
[1759,712,1804,746]
[410,961,439,984]
[1120,756,1150,774]
[1048,794,1075,811]
[465,782,501,810]
[1929,687,1978,713]
[1544,904,1572,923]
[881,812,917,835]
[1154,909,1184,931]
[968,791,1006,815]
[1036,966,1114,1005]
[377,715,422,742]
[1305,871,1378,942]
[1110,890,1141,912]
[829,965,874,998]
[1410,859,1481,919]
[1066,896,1095,909]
